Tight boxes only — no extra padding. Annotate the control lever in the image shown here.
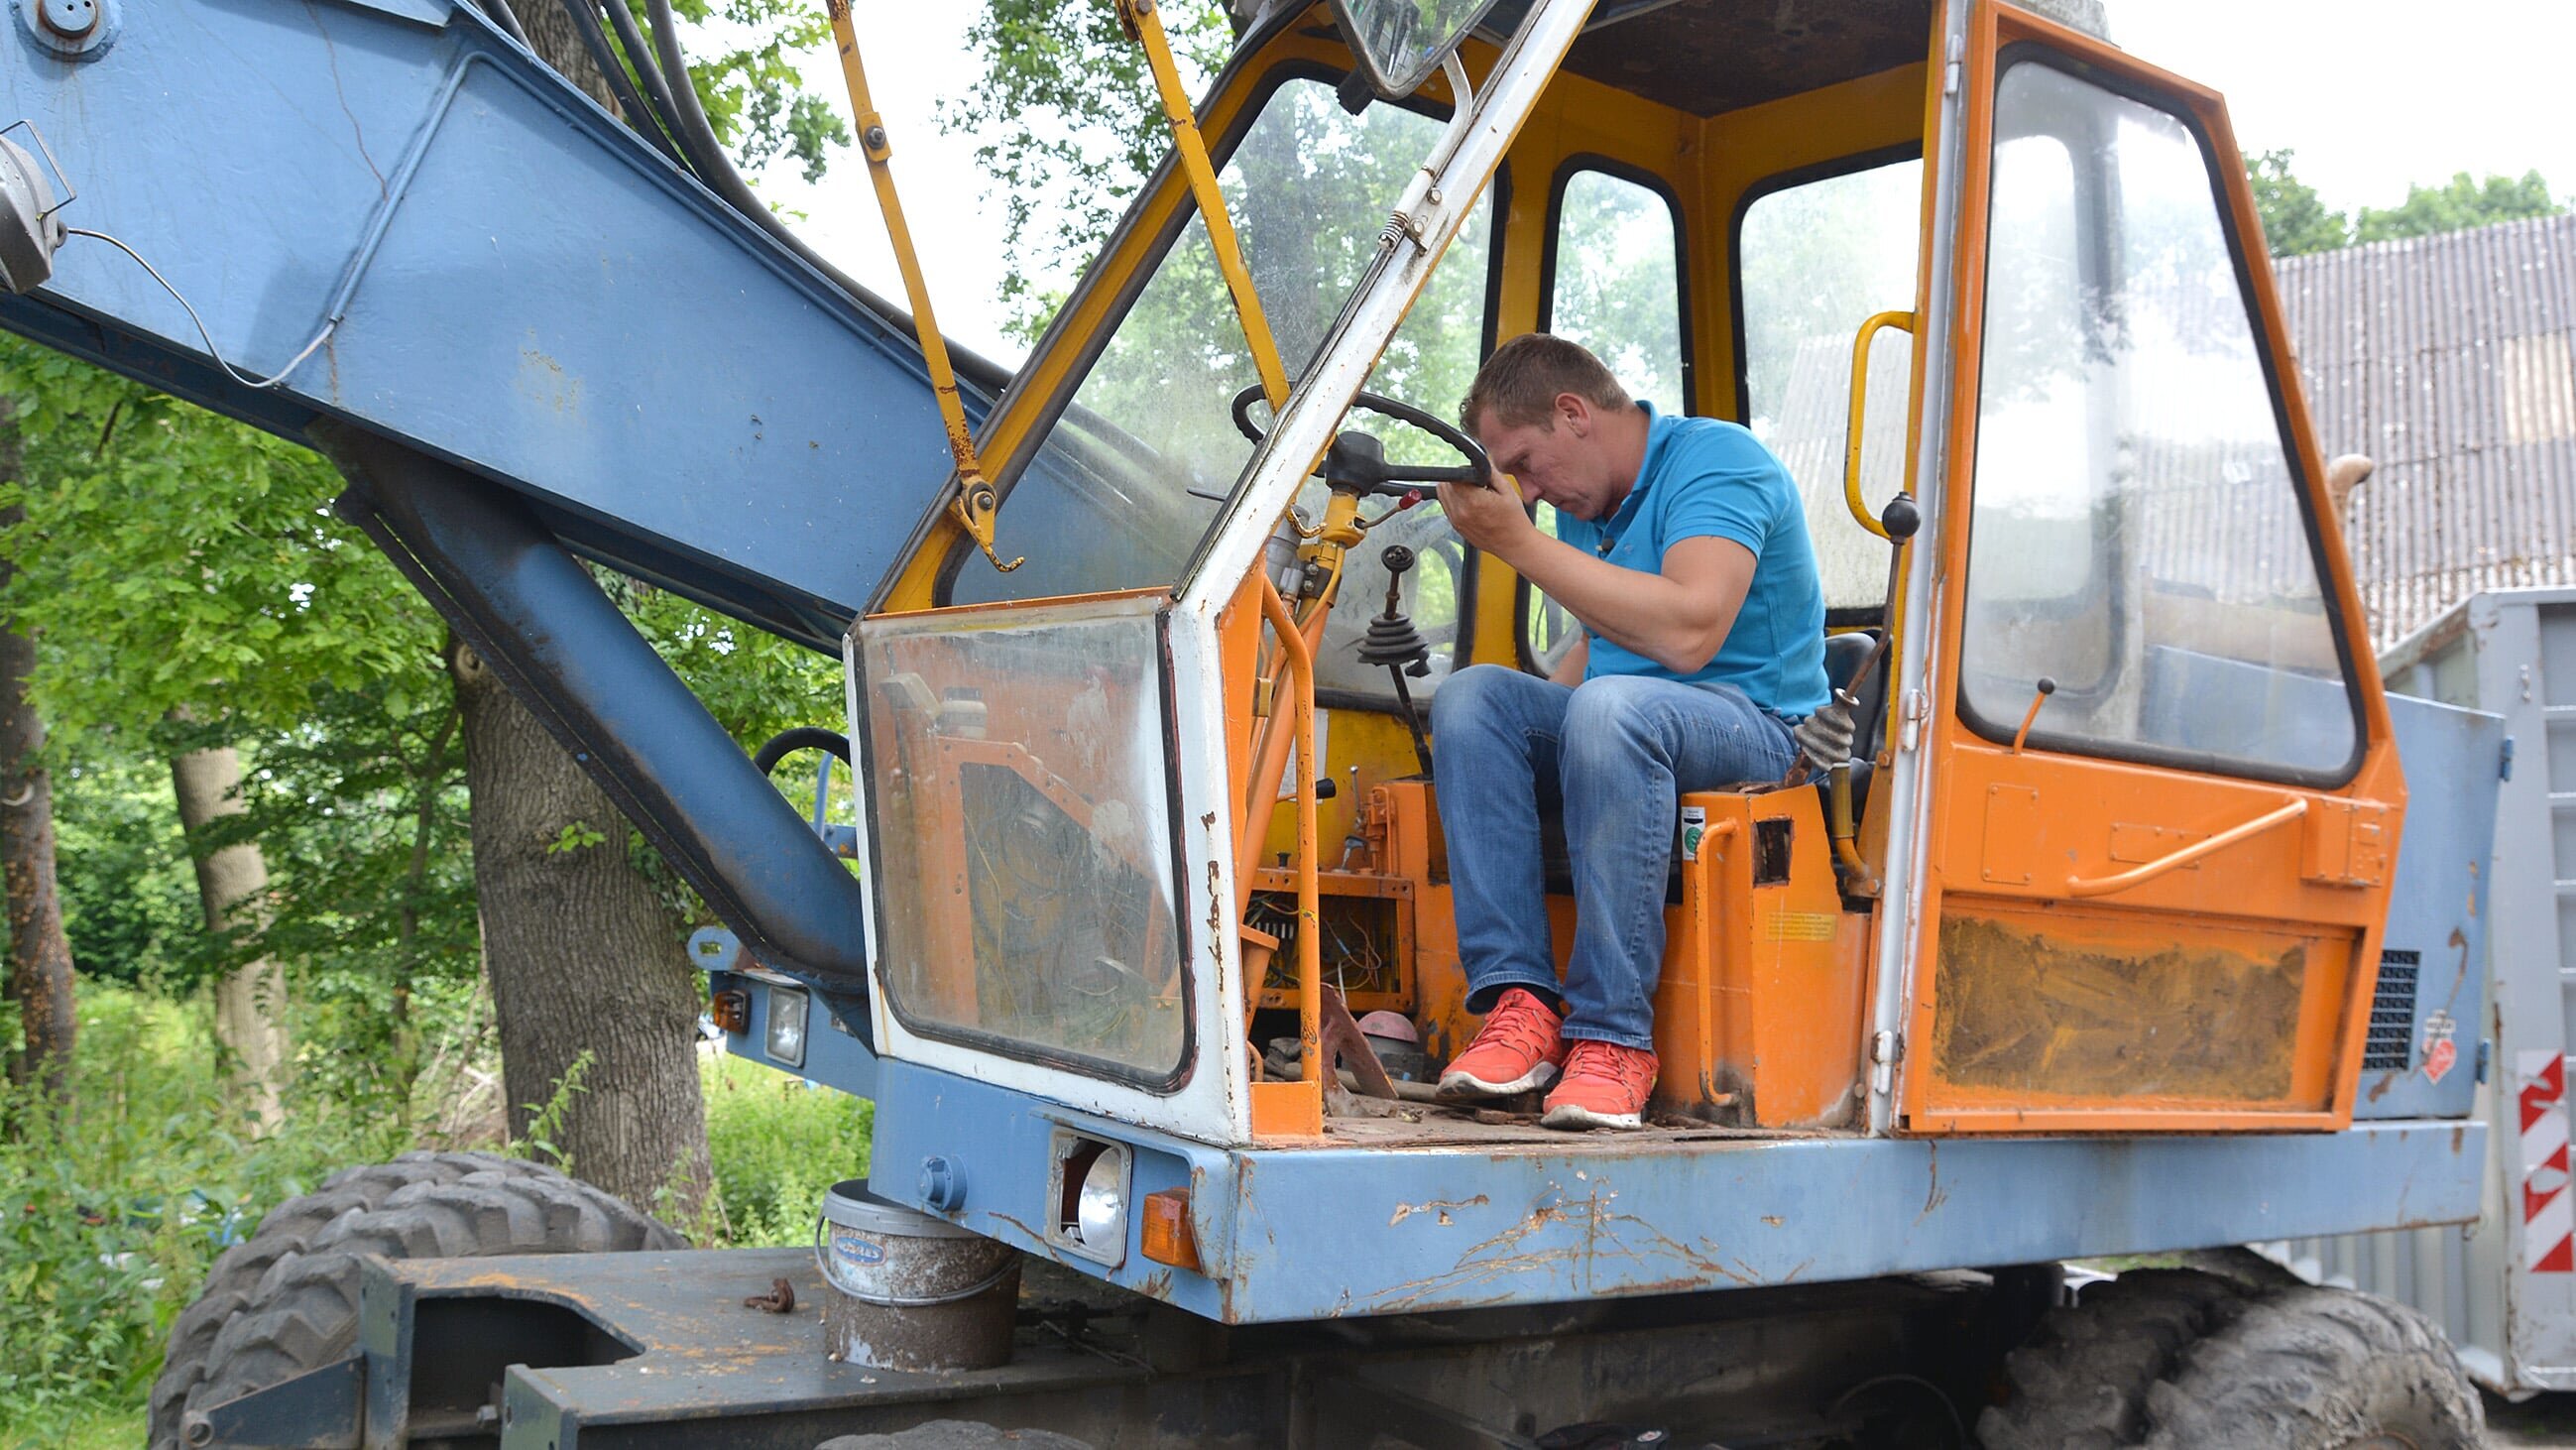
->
[1788,494,1920,784]
[1356,544,1436,779]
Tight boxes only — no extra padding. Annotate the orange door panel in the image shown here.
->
[1898,3,2402,1135]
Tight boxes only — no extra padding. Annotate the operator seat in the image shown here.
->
[1532,629,1884,899]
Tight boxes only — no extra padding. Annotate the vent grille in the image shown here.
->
[2363,949,2421,1071]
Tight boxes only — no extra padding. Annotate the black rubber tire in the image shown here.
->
[2138,1284,2483,1449]
[148,1151,551,1449]
[1980,1268,2252,1450]
[1979,1269,2484,1450]
[149,1154,681,1449]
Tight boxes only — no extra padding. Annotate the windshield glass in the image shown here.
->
[957,76,1494,610]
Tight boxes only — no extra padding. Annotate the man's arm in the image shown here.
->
[1547,633,1589,686]
[1442,480,1755,674]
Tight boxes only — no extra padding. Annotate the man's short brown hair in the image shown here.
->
[1460,333,1632,434]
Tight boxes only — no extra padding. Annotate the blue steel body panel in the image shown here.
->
[718,970,878,1100]
[2358,692,2505,1120]
[0,0,988,650]
[864,1059,2487,1325]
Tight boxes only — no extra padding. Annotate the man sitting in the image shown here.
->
[1432,333,1827,1130]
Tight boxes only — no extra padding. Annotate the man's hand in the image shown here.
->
[1438,476,1542,560]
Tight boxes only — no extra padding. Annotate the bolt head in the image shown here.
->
[36,0,98,39]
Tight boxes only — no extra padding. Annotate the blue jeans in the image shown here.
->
[1429,665,1799,1050]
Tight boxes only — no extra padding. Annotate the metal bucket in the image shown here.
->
[815,1178,1019,1372]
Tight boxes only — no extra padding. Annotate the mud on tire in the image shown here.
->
[147,1153,681,1450]
[1978,1268,2483,1450]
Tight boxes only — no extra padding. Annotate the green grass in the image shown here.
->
[0,981,875,1442]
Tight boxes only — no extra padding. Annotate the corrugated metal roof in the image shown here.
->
[2277,212,2576,648]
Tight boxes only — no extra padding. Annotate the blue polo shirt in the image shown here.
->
[1552,404,1828,719]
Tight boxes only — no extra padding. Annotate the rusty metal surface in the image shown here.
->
[377,1247,2003,1448]
[863,1057,2487,1325]
[2279,214,2576,649]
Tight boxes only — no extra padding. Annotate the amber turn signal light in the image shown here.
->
[710,989,751,1034]
[1139,1188,1201,1272]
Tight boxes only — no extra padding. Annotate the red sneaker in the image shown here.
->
[1437,988,1566,1098]
[1542,1040,1659,1130]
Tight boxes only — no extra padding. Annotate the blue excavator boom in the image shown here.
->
[0,0,994,996]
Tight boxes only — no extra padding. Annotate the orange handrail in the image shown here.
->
[2064,797,2308,899]
[1256,576,1322,1103]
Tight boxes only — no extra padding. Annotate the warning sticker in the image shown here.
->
[1681,804,1707,862]
[2420,1010,2458,1084]
[1762,910,1836,942]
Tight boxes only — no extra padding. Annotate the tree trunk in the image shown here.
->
[0,654,73,1104]
[169,741,290,1129]
[450,639,711,1220]
[504,0,620,112]
[456,0,707,1222]
[0,407,74,1100]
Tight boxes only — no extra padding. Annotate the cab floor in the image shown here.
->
[1301,1092,1850,1149]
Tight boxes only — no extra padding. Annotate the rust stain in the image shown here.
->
[1932,916,2302,1099]
[1368,1179,1757,1313]
[518,344,582,416]
[1388,1194,1488,1228]
[1915,1141,1947,1226]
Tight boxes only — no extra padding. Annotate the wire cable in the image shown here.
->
[64,228,333,392]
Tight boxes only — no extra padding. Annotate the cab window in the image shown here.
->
[1735,153,1923,613]
[1958,58,2361,782]
[1520,164,1687,673]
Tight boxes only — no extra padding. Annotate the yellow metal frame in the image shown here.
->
[1116,0,1293,413]
[821,3,1019,573]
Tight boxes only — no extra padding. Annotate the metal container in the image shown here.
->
[2257,588,2548,1394]
[816,1178,1020,1372]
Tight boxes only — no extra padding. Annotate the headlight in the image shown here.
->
[1048,1134,1129,1267]
[765,985,809,1068]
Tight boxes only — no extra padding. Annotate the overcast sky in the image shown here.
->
[748,2,2576,364]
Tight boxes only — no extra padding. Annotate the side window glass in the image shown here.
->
[1959,60,2360,781]
[1736,156,1924,611]
[1517,167,1685,671]
[1547,169,1686,411]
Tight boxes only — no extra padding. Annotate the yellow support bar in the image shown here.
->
[1117,0,1293,412]
[823,1,1019,573]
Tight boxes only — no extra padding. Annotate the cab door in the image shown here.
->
[1898,4,2401,1134]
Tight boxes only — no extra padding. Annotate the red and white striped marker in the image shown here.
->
[2519,1050,2574,1273]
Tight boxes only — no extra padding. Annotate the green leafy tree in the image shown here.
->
[2355,169,2566,244]
[2245,149,2350,257]
[944,0,1235,340]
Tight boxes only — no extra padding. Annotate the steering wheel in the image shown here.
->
[1230,384,1492,499]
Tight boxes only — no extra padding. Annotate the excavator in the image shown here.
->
[0,0,2512,1444]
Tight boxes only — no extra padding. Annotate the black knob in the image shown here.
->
[1881,494,1922,542]
[2036,676,2057,696]
[1381,544,1416,575]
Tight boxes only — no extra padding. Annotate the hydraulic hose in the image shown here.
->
[551,0,687,168]
[753,726,853,776]
[588,0,696,170]
[480,0,530,51]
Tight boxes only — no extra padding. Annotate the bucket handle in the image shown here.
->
[814,1214,1020,1309]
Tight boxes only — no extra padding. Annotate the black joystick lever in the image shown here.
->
[1358,545,1436,779]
